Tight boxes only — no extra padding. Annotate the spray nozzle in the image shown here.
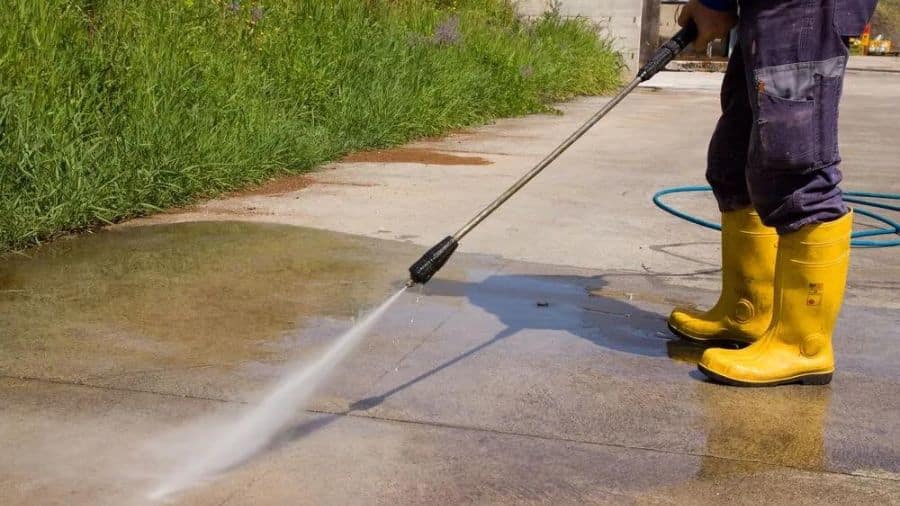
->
[407,236,459,285]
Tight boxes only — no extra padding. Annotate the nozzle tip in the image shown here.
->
[408,235,459,286]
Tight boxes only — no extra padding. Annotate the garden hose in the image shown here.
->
[652,186,900,248]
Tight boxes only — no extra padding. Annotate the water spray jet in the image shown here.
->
[152,25,699,500]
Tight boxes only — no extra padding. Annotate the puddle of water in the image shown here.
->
[696,385,832,475]
[588,286,690,308]
[0,222,414,382]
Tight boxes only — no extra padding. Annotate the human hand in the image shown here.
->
[677,0,737,52]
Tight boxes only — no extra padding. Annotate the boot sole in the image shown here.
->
[697,363,833,387]
[666,322,749,349]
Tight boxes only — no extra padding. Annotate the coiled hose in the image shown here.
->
[652,186,900,248]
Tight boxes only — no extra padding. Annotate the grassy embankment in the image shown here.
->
[0,0,621,251]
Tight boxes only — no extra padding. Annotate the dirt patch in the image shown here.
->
[229,173,316,197]
[342,147,492,166]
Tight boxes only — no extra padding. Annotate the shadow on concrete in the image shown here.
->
[214,272,857,486]
[217,273,683,469]
[202,272,692,478]
[351,273,681,410]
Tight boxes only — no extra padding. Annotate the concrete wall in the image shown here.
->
[515,0,659,74]
[659,2,684,40]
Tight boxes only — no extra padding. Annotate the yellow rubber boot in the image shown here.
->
[698,212,852,386]
[668,208,777,344]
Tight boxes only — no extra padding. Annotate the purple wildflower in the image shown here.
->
[251,5,265,24]
[433,15,462,46]
[227,1,240,13]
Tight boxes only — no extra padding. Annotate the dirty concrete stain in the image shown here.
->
[228,173,315,197]
[0,222,416,381]
[315,180,379,187]
[342,147,492,166]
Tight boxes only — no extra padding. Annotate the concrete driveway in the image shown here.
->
[2,69,898,505]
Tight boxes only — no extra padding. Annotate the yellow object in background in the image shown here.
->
[869,36,893,55]
[860,23,871,55]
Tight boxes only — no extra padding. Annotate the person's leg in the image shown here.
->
[741,0,850,232]
[706,44,753,211]
[699,0,854,386]
[668,45,777,345]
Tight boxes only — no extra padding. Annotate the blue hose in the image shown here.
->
[652,186,900,248]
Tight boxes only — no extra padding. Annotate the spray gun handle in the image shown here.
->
[636,20,698,82]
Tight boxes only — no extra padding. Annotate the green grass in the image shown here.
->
[0,0,621,252]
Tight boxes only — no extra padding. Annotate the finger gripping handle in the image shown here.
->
[636,21,698,82]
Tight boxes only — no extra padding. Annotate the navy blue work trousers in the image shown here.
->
[706,0,875,233]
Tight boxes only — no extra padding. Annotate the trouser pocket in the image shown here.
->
[754,92,817,172]
[750,56,846,173]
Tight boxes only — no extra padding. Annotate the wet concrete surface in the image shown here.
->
[1,222,898,504]
[4,378,896,506]
[0,223,409,386]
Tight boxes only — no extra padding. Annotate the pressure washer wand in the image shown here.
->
[407,23,698,286]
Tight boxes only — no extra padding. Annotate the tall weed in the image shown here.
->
[0,0,620,251]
